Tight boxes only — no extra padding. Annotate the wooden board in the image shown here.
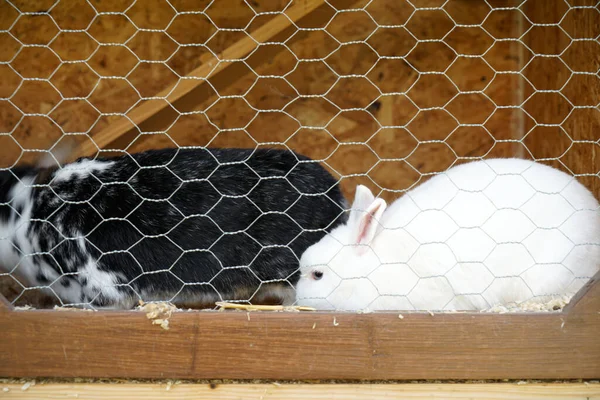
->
[522,0,600,200]
[0,258,598,382]
[1,308,599,380]
[1,382,599,400]
[0,0,599,383]
[0,0,535,204]
[3,0,598,202]
[0,292,10,311]
[73,0,327,158]
[564,270,600,315]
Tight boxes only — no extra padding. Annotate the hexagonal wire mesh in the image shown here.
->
[0,0,599,311]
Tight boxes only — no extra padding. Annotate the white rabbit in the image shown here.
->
[295,158,600,311]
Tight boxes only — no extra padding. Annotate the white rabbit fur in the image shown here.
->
[295,158,600,311]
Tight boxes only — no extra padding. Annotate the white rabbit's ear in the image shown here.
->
[353,198,387,246]
[349,185,375,224]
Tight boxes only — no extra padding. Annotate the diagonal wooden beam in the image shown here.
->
[0,293,11,312]
[75,0,327,158]
[563,270,600,316]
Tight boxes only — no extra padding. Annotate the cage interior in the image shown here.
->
[0,0,598,313]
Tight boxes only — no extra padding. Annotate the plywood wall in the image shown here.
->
[522,0,600,200]
[0,0,598,203]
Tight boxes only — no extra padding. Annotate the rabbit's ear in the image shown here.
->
[352,198,387,247]
[349,185,375,224]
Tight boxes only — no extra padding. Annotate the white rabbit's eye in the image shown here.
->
[312,270,323,280]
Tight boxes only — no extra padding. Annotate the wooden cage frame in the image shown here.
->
[0,0,599,382]
[0,271,598,380]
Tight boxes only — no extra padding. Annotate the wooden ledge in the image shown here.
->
[1,310,599,380]
[1,272,598,380]
[0,382,599,400]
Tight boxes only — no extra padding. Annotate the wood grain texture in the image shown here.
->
[95,0,353,159]
[1,310,599,380]
[0,276,59,310]
[522,0,600,200]
[0,292,11,311]
[122,0,523,204]
[73,0,327,158]
[1,383,599,400]
[0,1,599,383]
[564,270,600,315]
[0,0,530,205]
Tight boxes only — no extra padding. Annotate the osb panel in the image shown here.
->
[0,275,59,309]
[2,0,595,204]
[522,1,600,200]
[110,0,524,202]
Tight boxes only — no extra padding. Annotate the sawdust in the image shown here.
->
[5,294,574,315]
[52,306,95,312]
[481,295,571,313]
[13,305,34,311]
[137,301,176,330]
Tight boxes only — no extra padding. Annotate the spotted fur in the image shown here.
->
[0,148,347,309]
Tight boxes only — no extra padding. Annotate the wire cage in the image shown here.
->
[0,0,599,381]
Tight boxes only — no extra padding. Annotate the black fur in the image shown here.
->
[1,148,347,308]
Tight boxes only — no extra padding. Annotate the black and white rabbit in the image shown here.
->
[0,147,347,309]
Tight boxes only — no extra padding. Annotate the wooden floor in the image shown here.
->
[0,382,598,400]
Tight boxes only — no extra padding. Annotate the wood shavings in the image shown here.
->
[398,314,404,319]
[312,322,316,329]
[52,306,94,312]
[151,319,170,330]
[215,302,315,312]
[13,305,34,311]
[333,317,339,326]
[427,311,434,316]
[166,381,173,391]
[482,295,572,313]
[2,387,9,392]
[138,301,176,331]
[21,380,35,391]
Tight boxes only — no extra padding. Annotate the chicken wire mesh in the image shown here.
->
[0,0,599,311]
